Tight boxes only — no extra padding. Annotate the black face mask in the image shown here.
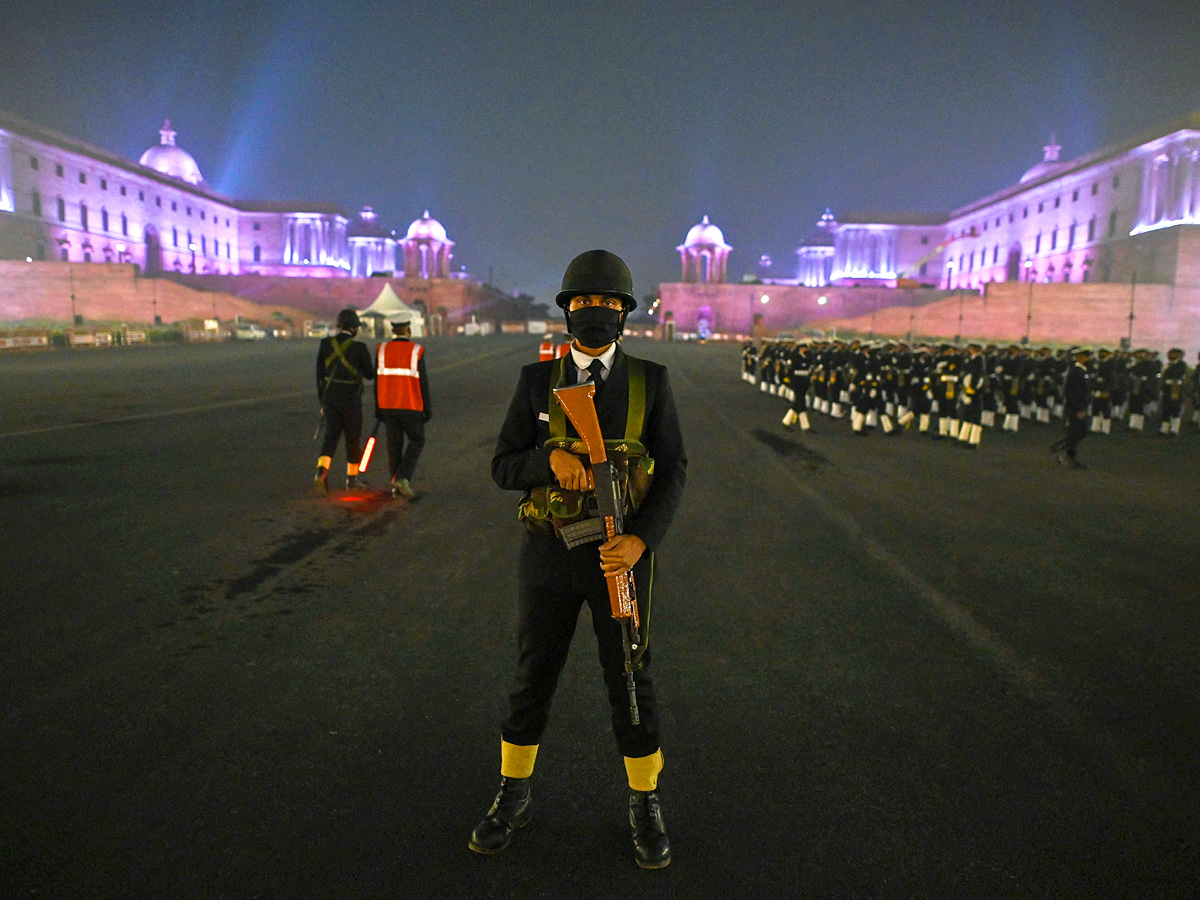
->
[568,306,623,348]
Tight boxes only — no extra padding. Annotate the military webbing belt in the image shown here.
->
[547,354,645,448]
[324,336,361,385]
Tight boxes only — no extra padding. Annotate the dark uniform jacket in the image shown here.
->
[1063,362,1090,417]
[316,333,374,403]
[492,344,687,553]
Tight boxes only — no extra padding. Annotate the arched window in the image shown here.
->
[253,244,261,262]
[101,209,109,232]
[80,204,89,231]
[32,191,42,217]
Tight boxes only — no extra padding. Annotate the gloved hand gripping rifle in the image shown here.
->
[553,381,643,726]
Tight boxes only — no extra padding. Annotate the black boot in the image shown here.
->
[313,466,328,494]
[469,777,531,855]
[629,790,671,869]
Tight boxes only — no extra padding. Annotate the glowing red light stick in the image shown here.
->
[358,419,382,473]
[359,435,376,473]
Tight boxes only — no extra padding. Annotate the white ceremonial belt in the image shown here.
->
[378,367,417,376]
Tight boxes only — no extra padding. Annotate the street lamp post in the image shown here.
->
[955,288,964,344]
[189,242,197,273]
[1023,259,1034,344]
[1127,268,1137,347]
[68,262,80,327]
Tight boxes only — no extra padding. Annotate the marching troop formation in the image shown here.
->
[741,338,1198,462]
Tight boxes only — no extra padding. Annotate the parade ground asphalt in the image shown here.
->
[1,335,1197,900]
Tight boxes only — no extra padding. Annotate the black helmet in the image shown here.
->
[555,250,637,311]
[336,308,360,331]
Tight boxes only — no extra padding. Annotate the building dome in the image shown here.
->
[684,215,728,248]
[348,206,391,239]
[139,120,204,185]
[406,210,448,241]
[1019,135,1068,185]
[799,208,838,247]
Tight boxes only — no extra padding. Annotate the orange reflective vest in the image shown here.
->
[376,340,425,411]
[555,343,570,358]
[539,341,555,362]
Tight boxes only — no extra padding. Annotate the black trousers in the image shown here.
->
[790,377,811,411]
[502,534,660,759]
[380,409,425,481]
[1055,413,1089,458]
[320,392,362,467]
[960,396,982,425]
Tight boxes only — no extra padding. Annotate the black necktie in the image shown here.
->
[586,359,605,386]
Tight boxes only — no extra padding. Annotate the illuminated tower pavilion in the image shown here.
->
[347,206,396,277]
[400,210,454,279]
[677,215,731,283]
[795,208,838,287]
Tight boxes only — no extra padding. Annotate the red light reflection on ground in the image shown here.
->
[329,489,392,512]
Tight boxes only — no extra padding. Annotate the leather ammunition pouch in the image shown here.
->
[519,445,655,546]
[518,354,654,548]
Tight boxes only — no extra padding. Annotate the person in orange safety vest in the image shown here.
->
[375,316,432,499]
[539,336,556,362]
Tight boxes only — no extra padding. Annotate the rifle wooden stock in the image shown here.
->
[553,381,639,628]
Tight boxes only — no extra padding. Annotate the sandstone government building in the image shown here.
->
[1,106,1198,343]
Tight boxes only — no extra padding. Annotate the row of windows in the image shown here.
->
[33,190,235,258]
[28,154,232,226]
[958,174,1123,238]
[954,211,1121,272]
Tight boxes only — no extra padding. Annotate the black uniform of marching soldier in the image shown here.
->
[1192,351,1200,428]
[782,343,813,430]
[998,345,1024,432]
[958,342,986,448]
[1050,347,1092,468]
[1127,349,1156,431]
[314,308,375,492]
[933,345,962,439]
[1159,348,1188,436]
[472,250,687,869]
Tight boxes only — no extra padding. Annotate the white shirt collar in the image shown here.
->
[570,341,618,382]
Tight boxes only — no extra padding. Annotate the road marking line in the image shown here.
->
[674,366,1167,801]
[0,341,527,440]
[0,393,313,439]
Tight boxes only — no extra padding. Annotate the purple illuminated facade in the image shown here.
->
[0,109,463,282]
[659,113,1200,335]
[744,114,1200,291]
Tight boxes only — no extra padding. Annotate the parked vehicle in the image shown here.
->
[235,323,268,340]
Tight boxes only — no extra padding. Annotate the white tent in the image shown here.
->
[359,283,425,337]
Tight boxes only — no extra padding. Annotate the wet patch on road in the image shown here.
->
[176,492,407,616]
[753,428,830,470]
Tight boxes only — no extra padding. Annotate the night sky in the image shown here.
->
[3,0,1199,303]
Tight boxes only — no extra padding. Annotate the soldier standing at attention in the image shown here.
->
[472,250,687,869]
[1050,347,1092,468]
[375,316,432,499]
[314,308,375,493]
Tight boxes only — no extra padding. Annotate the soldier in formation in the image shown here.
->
[742,338,1196,447]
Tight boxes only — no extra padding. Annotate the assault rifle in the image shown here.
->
[553,380,643,726]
